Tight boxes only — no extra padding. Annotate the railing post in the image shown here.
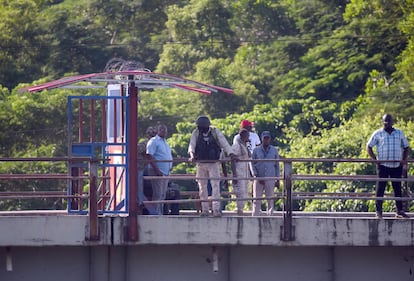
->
[70,163,80,210]
[127,79,138,241]
[88,158,99,241]
[282,160,294,241]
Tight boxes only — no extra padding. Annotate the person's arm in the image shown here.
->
[188,130,197,162]
[232,134,239,146]
[252,149,264,184]
[146,138,163,176]
[254,133,261,146]
[366,132,378,167]
[146,154,163,176]
[402,146,409,169]
[401,132,410,168]
[367,145,376,161]
[230,143,240,184]
[231,160,238,185]
[221,161,229,191]
[274,147,280,187]
[215,128,236,159]
[366,145,379,170]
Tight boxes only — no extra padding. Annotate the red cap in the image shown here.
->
[240,119,253,128]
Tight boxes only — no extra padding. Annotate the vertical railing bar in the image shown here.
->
[282,160,294,241]
[101,99,107,209]
[88,158,99,241]
[113,99,117,144]
[78,99,84,211]
[127,79,138,241]
[79,99,84,142]
[90,99,95,142]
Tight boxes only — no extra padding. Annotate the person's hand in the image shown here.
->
[229,153,238,161]
[402,160,408,173]
[188,156,195,163]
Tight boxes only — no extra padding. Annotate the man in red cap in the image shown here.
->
[232,119,261,212]
[233,119,261,155]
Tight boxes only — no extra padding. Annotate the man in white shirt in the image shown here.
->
[146,125,173,215]
[233,119,261,154]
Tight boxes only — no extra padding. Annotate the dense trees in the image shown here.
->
[1,0,414,211]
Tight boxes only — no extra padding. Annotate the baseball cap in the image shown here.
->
[240,119,253,128]
[261,131,271,139]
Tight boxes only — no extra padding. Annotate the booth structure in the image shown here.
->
[24,69,234,239]
[68,91,129,214]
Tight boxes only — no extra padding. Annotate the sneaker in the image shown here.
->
[395,211,410,219]
[200,211,209,217]
[375,211,383,219]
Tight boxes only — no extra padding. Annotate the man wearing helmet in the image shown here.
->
[188,116,236,217]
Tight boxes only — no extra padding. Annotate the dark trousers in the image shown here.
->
[376,165,403,213]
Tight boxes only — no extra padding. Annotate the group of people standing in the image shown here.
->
[138,116,280,217]
[138,113,410,219]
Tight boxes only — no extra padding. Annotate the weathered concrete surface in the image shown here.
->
[0,213,413,246]
[0,215,106,245]
[1,244,414,281]
[1,214,414,281]
[135,215,414,246]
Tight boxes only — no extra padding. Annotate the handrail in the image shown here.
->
[0,157,101,240]
[0,157,410,206]
[141,158,413,241]
[0,157,412,242]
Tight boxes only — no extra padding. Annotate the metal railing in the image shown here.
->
[0,157,99,240]
[143,158,414,241]
[0,157,412,241]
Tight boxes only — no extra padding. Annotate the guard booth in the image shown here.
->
[68,85,129,214]
[24,69,234,239]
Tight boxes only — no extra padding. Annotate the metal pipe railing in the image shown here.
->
[0,157,412,242]
[0,157,99,240]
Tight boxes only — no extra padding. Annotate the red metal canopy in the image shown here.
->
[21,70,234,95]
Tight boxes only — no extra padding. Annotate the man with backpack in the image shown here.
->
[188,116,236,217]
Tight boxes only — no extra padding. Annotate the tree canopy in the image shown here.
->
[1,0,414,212]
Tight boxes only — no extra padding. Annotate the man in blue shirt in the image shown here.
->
[251,131,280,216]
[146,124,173,215]
[367,114,410,219]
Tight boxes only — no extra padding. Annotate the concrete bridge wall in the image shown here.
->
[1,244,414,281]
[0,214,413,281]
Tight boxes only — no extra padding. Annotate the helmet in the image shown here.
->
[196,115,211,127]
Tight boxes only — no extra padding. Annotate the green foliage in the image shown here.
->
[2,0,414,212]
[157,0,237,75]
[0,0,44,89]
